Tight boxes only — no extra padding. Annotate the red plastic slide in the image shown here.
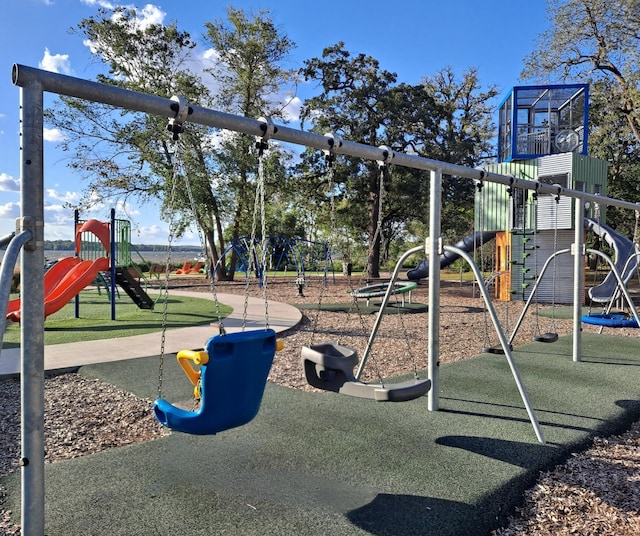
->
[7,257,109,322]
[5,256,82,317]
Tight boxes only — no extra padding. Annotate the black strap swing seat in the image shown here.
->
[154,329,278,435]
[481,344,513,355]
[301,342,431,402]
[533,332,559,343]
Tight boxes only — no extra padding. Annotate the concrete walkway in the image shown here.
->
[0,292,302,376]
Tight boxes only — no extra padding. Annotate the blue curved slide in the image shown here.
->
[585,218,639,303]
[407,231,497,280]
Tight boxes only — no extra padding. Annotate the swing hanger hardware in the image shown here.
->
[554,185,562,204]
[167,95,192,141]
[378,145,394,168]
[532,181,541,201]
[323,132,342,166]
[256,116,277,155]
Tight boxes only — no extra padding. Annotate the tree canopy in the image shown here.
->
[523,0,640,236]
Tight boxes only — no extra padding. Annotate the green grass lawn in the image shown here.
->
[2,290,231,347]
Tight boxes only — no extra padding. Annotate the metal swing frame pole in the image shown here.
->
[446,245,546,444]
[572,198,585,363]
[19,76,47,536]
[427,169,442,411]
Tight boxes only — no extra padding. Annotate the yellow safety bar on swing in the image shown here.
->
[176,350,209,398]
[177,341,285,398]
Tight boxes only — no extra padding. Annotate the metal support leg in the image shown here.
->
[20,79,46,536]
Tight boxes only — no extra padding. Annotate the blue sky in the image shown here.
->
[0,0,549,245]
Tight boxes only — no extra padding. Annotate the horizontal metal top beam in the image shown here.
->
[13,64,640,213]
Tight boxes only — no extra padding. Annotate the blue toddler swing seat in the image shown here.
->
[154,329,278,435]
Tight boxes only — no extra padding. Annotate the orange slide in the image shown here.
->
[5,256,82,317]
[7,257,109,322]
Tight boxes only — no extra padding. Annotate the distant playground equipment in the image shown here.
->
[406,231,497,281]
[583,218,639,304]
[3,209,155,323]
[175,260,204,274]
[215,235,332,284]
[405,84,640,341]
[349,281,417,307]
[74,210,156,317]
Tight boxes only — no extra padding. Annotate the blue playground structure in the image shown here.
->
[216,235,333,284]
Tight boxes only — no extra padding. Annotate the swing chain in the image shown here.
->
[242,118,273,330]
[311,135,340,345]
[157,96,191,398]
[157,135,184,399]
[350,150,393,386]
[550,189,560,330]
[259,150,270,329]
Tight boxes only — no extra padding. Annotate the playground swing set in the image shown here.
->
[152,113,283,435]
[6,66,640,534]
[301,146,431,402]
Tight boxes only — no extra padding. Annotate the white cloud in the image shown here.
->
[0,173,20,193]
[110,3,166,30]
[0,202,20,219]
[137,4,165,29]
[202,48,221,63]
[42,205,75,239]
[80,0,117,8]
[135,223,165,241]
[115,199,139,216]
[43,128,67,143]
[281,96,302,122]
[39,48,73,75]
[45,189,80,204]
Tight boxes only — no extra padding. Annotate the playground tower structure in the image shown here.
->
[477,84,608,304]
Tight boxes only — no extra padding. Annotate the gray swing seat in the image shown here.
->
[301,343,431,402]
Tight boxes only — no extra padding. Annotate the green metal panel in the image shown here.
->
[114,219,132,266]
[571,153,608,222]
[475,160,538,231]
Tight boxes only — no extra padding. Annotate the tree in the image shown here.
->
[300,45,497,276]
[47,6,298,280]
[300,44,394,276]
[48,6,224,270]
[401,67,498,240]
[201,7,298,278]
[522,0,640,233]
